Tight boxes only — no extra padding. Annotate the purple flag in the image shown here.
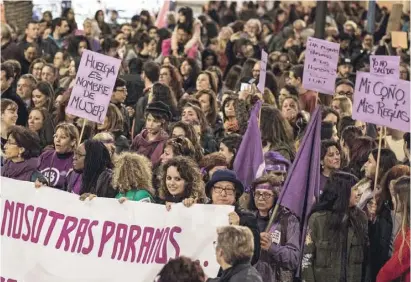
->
[233,100,265,190]
[277,106,321,274]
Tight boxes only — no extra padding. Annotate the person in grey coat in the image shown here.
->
[207,225,263,282]
[247,174,301,282]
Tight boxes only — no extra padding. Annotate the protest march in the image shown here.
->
[0,1,410,281]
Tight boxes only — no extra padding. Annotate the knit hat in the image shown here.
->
[146,101,172,121]
[205,169,244,200]
[264,151,291,173]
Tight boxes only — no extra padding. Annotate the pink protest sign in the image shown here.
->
[370,55,400,78]
[257,49,268,93]
[303,37,340,95]
[65,50,121,124]
[353,72,410,132]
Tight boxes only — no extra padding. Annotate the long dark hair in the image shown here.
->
[311,171,366,245]
[80,140,113,194]
[370,148,398,186]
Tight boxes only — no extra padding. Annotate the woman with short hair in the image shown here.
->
[208,225,263,282]
[2,125,46,183]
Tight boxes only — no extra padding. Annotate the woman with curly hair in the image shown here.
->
[113,152,155,203]
[170,121,203,162]
[159,156,207,208]
[160,137,196,165]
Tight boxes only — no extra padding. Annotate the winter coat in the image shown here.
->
[37,150,74,190]
[208,263,263,282]
[254,208,301,282]
[302,209,368,282]
[376,228,410,282]
[1,40,20,61]
[130,129,169,166]
[132,92,149,137]
[236,207,261,266]
[2,158,46,183]
[366,201,393,282]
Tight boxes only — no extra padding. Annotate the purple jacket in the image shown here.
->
[65,169,83,195]
[1,158,43,182]
[37,150,74,189]
[254,208,301,282]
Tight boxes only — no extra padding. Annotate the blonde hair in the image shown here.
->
[263,88,277,107]
[112,152,154,195]
[93,132,116,157]
[216,226,254,265]
[333,95,352,117]
[55,123,79,148]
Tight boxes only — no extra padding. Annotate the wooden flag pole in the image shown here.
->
[373,126,384,190]
[78,119,87,146]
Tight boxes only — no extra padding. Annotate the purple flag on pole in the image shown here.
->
[233,100,265,190]
[277,106,321,273]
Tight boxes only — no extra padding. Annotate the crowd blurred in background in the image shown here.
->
[1,1,410,281]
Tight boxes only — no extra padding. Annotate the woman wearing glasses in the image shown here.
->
[2,125,46,183]
[247,174,301,282]
[204,169,261,266]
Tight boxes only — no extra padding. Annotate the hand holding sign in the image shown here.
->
[66,50,121,124]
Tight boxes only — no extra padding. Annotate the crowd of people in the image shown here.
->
[1,1,410,281]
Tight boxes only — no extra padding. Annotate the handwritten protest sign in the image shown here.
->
[370,55,400,78]
[353,72,410,132]
[303,37,340,95]
[65,50,121,124]
[257,49,268,93]
[0,177,233,282]
[391,31,408,49]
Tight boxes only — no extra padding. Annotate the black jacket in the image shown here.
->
[1,86,28,126]
[236,206,261,266]
[208,263,263,282]
[366,201,393,282]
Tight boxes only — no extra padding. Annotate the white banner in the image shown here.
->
[0,177,233,282]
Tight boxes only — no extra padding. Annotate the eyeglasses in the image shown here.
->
[254,191,274,200]
[115,87,127,92]
[5,140,18,146]
[337,91,353,96]
[213,186,235,196]
[74,151,86,157]
[159,72,169,77]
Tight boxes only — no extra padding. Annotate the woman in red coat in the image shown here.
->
[377,176,410,282]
